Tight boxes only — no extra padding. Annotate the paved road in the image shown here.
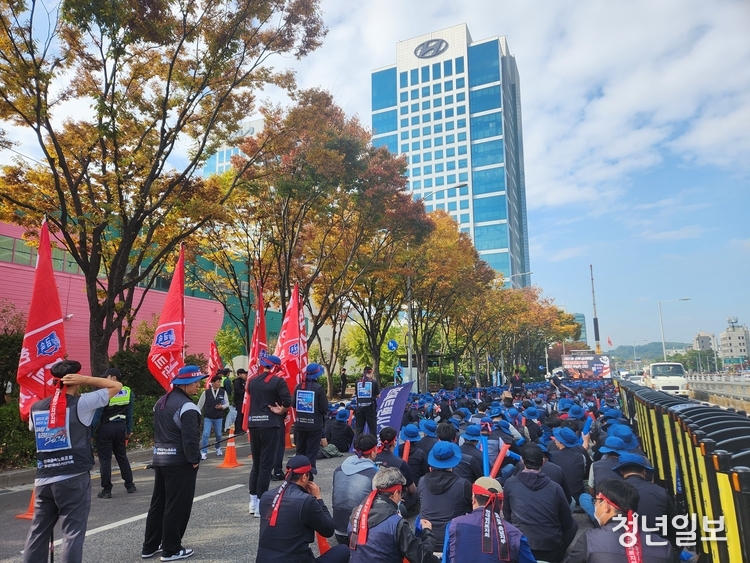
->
[1,441,593,562]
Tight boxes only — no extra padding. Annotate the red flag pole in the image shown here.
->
[242,284,267,433]
[147,245,186,391]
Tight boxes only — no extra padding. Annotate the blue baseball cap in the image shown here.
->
[172,365,208,385]
[427,441,463,469]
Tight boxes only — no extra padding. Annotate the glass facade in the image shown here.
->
[371,25,529,285]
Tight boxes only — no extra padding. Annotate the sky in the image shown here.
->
[269,0,750,348]
[3,0,749,349]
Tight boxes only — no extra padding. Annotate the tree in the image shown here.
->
[409,212,494,393]
[0,0,326,375]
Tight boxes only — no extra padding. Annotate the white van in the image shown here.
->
[643,362,689,396]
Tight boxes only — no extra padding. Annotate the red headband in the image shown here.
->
[267,465,312,526]
[598,494,642,563]
[358,445,377,456]
[350,484,402,550]
[473,484,509,561]
[289,464,312,474]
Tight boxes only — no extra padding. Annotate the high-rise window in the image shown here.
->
[372,68,397,110]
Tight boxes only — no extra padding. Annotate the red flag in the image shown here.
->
[607,336,613,347]
[16,220,67,421]
[147,246,186,391]
[242,284,268,431]
[274,283,308,427]
[207,341,223,389]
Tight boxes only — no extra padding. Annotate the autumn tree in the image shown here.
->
[409,211,494,392]
[0,0,325,374]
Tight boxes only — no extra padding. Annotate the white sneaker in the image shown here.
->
[216,448,223,457]
[249,495,259,515]
[200,453,207,460]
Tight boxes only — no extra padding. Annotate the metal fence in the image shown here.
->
[688,374,750,401]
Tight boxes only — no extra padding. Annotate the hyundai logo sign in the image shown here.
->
[414,39,449,59]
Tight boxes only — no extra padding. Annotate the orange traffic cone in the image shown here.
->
[16,490,35,520]
[217,433,241,469]
[316,532,331,554]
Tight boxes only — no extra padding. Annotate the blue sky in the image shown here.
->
[273,0,750,347]
[3,0,748,348]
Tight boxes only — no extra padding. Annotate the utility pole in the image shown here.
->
[590,265,601,354]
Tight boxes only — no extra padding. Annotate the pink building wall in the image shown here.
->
[1,223,224,375]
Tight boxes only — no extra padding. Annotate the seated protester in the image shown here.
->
[506,408,530,442]
[563,479,674,563]
[332,434,379,545]
[257,455,350,563]
[565,405,586,433]
[578,437,627,523]
[445,476,536,563]
[459,425,485,480]
[469,403,488,425]
[376,426,418,514]
[550,426,591,505]
[326,409,355,455]
[349,467,440,563]
[613,454,680,550]
[416,419,439,475]
[511,443,573,505]
[417,441,473,548]
[401,424,427,486]
[522,407,543,442]
[503,445,578,563]
[437,422,482,484]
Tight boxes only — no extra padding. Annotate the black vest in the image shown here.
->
[32,394,94,477]
[203,387,226,419]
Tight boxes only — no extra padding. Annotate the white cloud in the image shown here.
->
[643,226,707,241]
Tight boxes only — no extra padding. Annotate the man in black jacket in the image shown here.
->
[233,368,248,436]
[293,363,329,476]
[247,355,292,517]
[325,409,354,454]
[257,455,350,563]
[510,443,573,505]
[354,366,379,436]
[417,441,472,548]
[503,445,577,563]
[142,365,206,561]
[350,467,439,563]
[563,478,673,563]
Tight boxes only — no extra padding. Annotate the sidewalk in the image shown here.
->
[0,447,156,489]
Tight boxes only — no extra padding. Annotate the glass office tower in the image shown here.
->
[371,24,530,287]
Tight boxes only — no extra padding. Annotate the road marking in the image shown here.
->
[51,483,245,546]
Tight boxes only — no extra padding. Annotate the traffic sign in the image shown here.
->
[387,339,398,351]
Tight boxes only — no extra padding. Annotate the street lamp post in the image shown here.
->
[658,298,691,361]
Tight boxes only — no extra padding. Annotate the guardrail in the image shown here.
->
[615,380,750,563]
[688,374,750,401]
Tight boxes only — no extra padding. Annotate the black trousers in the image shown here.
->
[143,464,198,557]
[273,426,286,475]
[233,404,246,435]
[294,427,322,471]
[355,407,377,436]
[96,421,134,491]
[248,427,280,497]
[340,378,347,397]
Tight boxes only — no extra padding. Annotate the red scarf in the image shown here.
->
[472,484,510,561]
[349,485,402,549]
[267,463,312,526]
[48,385,67,429]
[600,493,642,563]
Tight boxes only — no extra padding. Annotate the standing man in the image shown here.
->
[509,370,525,397]
[142,365,205,561]
[339,368,348,398]
[23,360,122,563]
[256,455,350,563]
[94,367,136,499]
[354,366,379,436]
[293,363,328,476]
[247,354,292,516]
[197,375,229,459]
[233,368,248,435]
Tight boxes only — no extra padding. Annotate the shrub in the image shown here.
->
[0,403,35,469]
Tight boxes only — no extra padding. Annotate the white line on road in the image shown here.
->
[51,483,245,547]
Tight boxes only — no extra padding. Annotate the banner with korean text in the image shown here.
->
[375,382,414,436]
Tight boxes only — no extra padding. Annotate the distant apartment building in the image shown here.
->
[201,117,265,177]
[719,318,749,366]
[693,332,716,352]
